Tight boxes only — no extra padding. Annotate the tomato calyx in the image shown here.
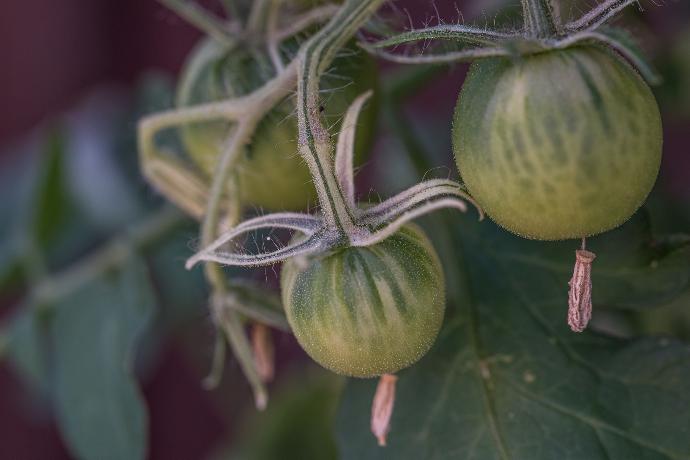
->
[365,0,660,85]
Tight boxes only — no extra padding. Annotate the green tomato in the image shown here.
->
[453,46,662,240]
[177,38,378,211]
[281,225,445,378]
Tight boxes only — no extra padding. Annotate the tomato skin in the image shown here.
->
[453,46,662,240]
[177,38,378,211]
[281,225,445,378]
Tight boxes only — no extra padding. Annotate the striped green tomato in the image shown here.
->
[177,38,377,211]
[281,225,445,378]
[453,46,662,240]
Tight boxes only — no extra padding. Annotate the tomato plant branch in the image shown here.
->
[274,4,341,42]
[367,0,656,84]
[183,1,477,278]
[362,42,511,65]
[521,0,558,38]
[296,0,385,235]
[246,0,272,36]
[201,136,267,407]
[138,59,298,220]
[203,328,228,390]
[565,0,640,32]
[266,0,285,73]
[158,0,237,46]
[30,206,185,306]
[220,0,242,21]
[194,58,302,406]
[211,289,269,409]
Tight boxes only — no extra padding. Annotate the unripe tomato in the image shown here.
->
[281,225,445,378]
[453,46,662,240]
[177,38,378,211]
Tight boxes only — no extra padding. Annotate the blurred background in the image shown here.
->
[1,0,689,458]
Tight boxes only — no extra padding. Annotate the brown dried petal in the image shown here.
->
[568,249,596,332]
[251,323,275,383]
[371,374,398,447]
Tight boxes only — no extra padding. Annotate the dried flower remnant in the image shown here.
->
[567,239,596,332]
[251,323,275,383]
[371,374,398,447]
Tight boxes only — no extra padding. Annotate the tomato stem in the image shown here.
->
[521,0,558,38]
[296,0,384,236]
[157,0,237,46]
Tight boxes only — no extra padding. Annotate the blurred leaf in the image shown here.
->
[52,253,155,460]
[337,215,690,459]
[635,290,690,341]
[474,211,690,311]
[65,91,147,232]
[4,305,51,395]
[215,372,341,460]
[33,130,71,249]
[0,148,42,291]
[148,232,207,328]
[0,248,23,293]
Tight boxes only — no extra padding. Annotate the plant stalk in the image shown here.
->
[521,0,558,37]
[158,0,236,45]
[296,0,384,236]
[30,206,186,305]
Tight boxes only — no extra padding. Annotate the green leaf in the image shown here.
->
[33,130,71,249]
[52,253,155,460]
[479,211,690,311]
[214,372,341,460]
[0,149,43,290]
[336,215,690,459]
[3,305,51,395]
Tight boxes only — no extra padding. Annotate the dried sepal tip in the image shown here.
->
[567,246,596,333]
[371,373,398,447]
[251,323,275,383]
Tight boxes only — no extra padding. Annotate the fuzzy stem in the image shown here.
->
[158,0,236,45]
[266,0,285,73]
[521,0,558,38]
[196,65,297,408]
[200,126,268,408]
[212,291,269,409]
[202,329,227,390]
[220,0,242,21]
[30,207,185,305]
[275,4,341,42]
[247,0,272,35]
[296,0,384,236]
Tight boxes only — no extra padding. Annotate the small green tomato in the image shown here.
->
[453,46,662,240]
[177,38,377,211]
[281,224,445,378]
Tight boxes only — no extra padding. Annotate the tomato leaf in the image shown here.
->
[473,211,690,311]
[32,130,72,249]
[3,304,52,396]
[51,253,155,460]
[218,373,341,460]
[336,214,690,459]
